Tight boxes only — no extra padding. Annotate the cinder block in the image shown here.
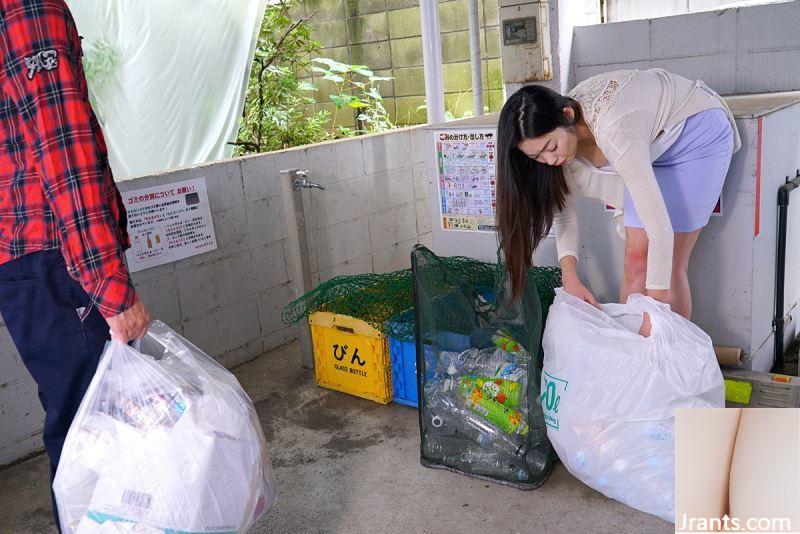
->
[655,54,736,95]
[334,137,366,181]
[387,0,418,9]
[0,428,42,466]
[396,96,428,125]
[736,49,800,94]
[393,66,425,97]
[0,326,26,384]
[390,37,424,67]
[573,19,650,66]
[363,130,413,174]
[441,31,471,64]
[484,25,501,58]
[416,198,432,235]
[158,160,244,214]
[313,217,372,271]
[368,202,418,251]
[135,273,182,325]
[216,338,265,370]
[443,62,473,93]
[246,196,287,248]
[651,9,736,59]
[413,161,429,200]
[264,326,297,353]
[316,254,374,283]
[309,1,346,23]
[252,241,290,292]
[177,254,255,321]
[311,19,348,47]
[410,128,427,164]
[737,2,800,53]
[130,261,175,284]
[372,167,415,211]
[173,205,248,270]
[0,376,44,449]
[258,282,296,336]
[372,237,417,273]
[388,6,421,39]
[241,154,281,201]
[346,12,390,44]
[305,173,377,230]
[345,0,387,17]
[483,0,499,25]
[439,0,469,33]
[349,41,392,70]
[182,299,261,359]
[419,232,434,249]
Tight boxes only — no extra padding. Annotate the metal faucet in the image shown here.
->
[293,170,325,191]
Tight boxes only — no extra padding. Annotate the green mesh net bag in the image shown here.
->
[411,245,556,490]
[281,255,561,346]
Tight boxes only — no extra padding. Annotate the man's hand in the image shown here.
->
[106,300,151,343]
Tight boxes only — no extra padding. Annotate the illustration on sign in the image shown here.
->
[123,178,217,272]
[435,129,498,232]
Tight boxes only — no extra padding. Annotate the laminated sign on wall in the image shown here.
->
[123,178,217,272]
[435,129,498,232]
[434,128,555,237]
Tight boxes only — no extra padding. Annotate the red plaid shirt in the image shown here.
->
[0,0,137,318]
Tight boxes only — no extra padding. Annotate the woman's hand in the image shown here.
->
[563,275,600,308]
[639,311,652,337]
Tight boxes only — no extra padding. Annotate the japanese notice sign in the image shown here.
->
[123,178,217,272]
[435,129,498,232]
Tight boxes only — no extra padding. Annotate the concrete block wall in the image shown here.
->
[296,0,504,126]
[572,2,800,94]
[0,126,431,466]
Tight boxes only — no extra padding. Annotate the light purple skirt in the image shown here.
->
[623,107,734,232]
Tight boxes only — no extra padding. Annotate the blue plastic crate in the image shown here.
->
[387,324,471,408]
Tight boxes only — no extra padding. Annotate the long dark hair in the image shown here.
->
[496,85,581,299]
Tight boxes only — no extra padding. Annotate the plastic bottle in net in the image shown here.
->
[443,447,528,482]
[424,384,528,457]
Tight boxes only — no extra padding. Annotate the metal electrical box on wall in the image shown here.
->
[499,0,553,83]
[425,93,800,373]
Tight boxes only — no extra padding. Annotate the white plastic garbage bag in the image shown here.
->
[54,321,276,533]
[541,289,724,523]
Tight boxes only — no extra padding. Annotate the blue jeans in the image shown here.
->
[0,250,111,531]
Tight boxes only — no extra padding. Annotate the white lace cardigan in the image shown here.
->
[553,68,742,290]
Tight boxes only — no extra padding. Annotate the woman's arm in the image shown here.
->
[603,110,675,295]
[553,193,599,306]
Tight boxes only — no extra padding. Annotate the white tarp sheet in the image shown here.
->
[66,0,267,180]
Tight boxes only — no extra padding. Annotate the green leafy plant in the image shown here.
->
[311,57,394,136]
[232,0,330,155]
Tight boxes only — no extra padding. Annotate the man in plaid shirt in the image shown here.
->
[0,0,150,526]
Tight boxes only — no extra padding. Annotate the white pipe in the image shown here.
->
[468,0,484,116]
[420,0,445,124]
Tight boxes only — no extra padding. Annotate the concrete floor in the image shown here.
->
[0,341,674,534]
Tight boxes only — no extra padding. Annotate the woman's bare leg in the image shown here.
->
[676,408,742,531]
[620,227,648,304]
[669,229,702,320]
[728,409,800,530]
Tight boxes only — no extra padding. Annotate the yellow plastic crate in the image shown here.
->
[308,312,392,404]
